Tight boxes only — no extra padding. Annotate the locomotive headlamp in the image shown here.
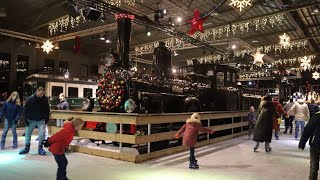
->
[124,99,136,113]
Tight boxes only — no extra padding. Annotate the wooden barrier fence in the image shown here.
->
[50,110,248,163]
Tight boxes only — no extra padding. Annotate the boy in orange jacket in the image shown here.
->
[43,117,84,180]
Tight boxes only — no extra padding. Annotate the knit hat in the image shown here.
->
[186,113,201,124]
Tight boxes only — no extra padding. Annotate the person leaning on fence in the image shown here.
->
[0,91,22,149]
[175,113,214,169]
[56,93,69,127]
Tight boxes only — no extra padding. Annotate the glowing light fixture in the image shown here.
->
[41,40,54,54]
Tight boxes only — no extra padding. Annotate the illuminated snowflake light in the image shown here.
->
[41,40,54,54]
[229,0,252,12]
[279,33,291,48]
[300,56,311,71]
[313,71,320,80]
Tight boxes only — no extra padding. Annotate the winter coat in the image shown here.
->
[289,99,310,121]
[25,94,50,123]
[176,118,212,147]
[247,112,257,125]
[253,99,275,143]
[299,112,320,150]
[0,101,22,123]
[308,103,319,119]
[283,102,295,116]
[56,99,69,110]
[272,100,288,131]
[49,122,75,155]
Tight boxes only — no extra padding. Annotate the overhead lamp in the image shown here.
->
[311,7,319,14]
[248,81,252,85]
[64,0,80,18]
[237,82,242,86]
[172,68,177,74]
[99,33,105,40]
[35,43,41,49]
[231,45,236,49]
[252,40,259,43]
[146,28,151,36]
[54,42,60,49]
[105,39,111,43]
[83,7,102,21]
[64,69,69,79]
[177,17,182,22]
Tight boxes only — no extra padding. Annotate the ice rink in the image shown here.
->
[0,129,311,180]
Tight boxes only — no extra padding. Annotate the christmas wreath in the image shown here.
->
[96,68,128,111]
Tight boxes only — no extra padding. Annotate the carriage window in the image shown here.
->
[83,88,93,97]
[68,87,78,98]
[216,72,224,87]
[227,72,230,81]
[52,86,63,97]
[44,59,54,72]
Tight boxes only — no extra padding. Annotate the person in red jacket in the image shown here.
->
[272,98,288,140]
[45,117,84,180]
[175,113,214,169]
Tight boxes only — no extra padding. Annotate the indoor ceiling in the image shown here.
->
[0,0,319,69]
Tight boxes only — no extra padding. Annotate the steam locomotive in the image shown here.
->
[93,15,261,149]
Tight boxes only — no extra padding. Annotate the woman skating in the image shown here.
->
[0,91,22,149]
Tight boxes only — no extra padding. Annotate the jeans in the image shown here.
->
[310,147,320,180]
[295,120,305,139]
[1,119,17,147]
[285,116,294,133]
[189,147,196,163]
[25,120,45,146]
[54,154,68,180]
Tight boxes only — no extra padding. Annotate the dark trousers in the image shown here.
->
[189,147,196,163]
[54,154,68,180]
[310,147,320,180]
[285,116,294,133]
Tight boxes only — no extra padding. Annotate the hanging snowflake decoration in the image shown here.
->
[279,33,291,48]
[300,56,311,71]
[229,0,252,12]
[313,71,320,80]
[41,40,54,54]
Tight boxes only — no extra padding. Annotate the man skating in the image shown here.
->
[19,86,50,155]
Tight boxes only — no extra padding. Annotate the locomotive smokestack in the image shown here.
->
[116,14,133,69]
[153,41,172,79]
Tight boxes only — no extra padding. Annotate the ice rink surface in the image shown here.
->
[0,130,310,180]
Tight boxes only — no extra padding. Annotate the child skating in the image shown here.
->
[43,117,84,180]
[247,106,257,140]
[175,113,214,169]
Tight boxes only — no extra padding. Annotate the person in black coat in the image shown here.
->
[299,112,320,180]
[253,95,275,152]
[308,99,319,119]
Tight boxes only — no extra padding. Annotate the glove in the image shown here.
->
[175,134,180,139]
[42,138,51,148]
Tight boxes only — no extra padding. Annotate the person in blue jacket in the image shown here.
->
[0,91,22,149]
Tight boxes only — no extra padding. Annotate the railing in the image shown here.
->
[50,110,248,163]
